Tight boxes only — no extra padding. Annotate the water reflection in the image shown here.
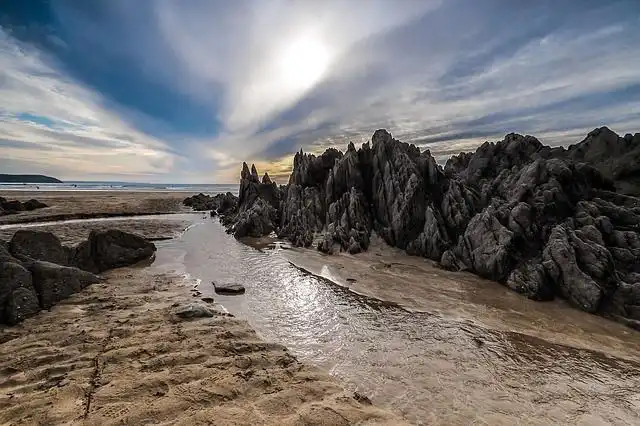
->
[152,219,640,425]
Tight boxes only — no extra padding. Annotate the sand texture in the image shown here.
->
[0,191,188,225]
[0,216,194,246]
[0,267,402,425]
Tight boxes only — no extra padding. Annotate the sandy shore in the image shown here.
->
[0,267,402,425]
[0,191,188,225]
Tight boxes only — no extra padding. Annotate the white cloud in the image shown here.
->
[0,30,179,181]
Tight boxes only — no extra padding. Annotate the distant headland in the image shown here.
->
[0,174,62,183]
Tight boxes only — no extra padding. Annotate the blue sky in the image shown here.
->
[1,0,639,183]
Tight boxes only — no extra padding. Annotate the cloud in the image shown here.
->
[0,29,180,181]
[2,0,640,183]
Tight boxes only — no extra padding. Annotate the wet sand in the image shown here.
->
[283,234,640,363]
[0,214,197,246]
[0,268,401,425]
[0,191,188,225]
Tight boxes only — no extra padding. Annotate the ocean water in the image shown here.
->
[0,181,238,195]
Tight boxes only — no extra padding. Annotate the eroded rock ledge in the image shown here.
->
[0,229,156,325]
[189,127,640,329]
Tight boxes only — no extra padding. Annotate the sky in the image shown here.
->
[1,0,639,183]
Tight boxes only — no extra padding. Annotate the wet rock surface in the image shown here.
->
[222,126,640,328]
[0,229,157,325]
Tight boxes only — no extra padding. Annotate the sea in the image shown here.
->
[0,181,238,195]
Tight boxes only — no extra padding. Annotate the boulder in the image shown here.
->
[0,262,40,323]
[22,199,48,211]
[71,230,156,273]
[29,261,101,309]
[4,286,40,325]
[9,230,68,265]
[212,282,245,295]
[173,303,215,319]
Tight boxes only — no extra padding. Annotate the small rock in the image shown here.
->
[201,297,215,304]
[173,303,215,319]
[353,392,372,405]
[212,282,245,295]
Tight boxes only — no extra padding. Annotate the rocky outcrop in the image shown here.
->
[0,197,48,216]
[183,192,238,214]
[223,163,283,238]
[224,126,640,329]
[0,230,157,325]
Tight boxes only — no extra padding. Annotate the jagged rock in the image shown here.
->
[407,207,449,260]
[506,259,553,301]
[9,230,68,265]
[542,225,609,312]
[183,192,239,213]
[224,127,640,329]
[0,262,40,324]
[231,198,277,238]
[457,208,515,281]
[71,230,156,273]
[29,261,101,309]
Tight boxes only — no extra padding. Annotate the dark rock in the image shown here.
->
[0,262,40,323]
[22,199,48,211]
[4,286,40,325]
[223,127,640,329]
[542,225,607,312]
[212,282,245,295]
[29,261,100,309]
[201,297,215,304]
[456,208,514,281]
[71,230,156,273]
[506,258,553,301]
[1,200,24,212]
[183,192,238,215]
[9,230,68,265]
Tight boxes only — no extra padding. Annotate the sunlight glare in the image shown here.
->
[277,35,331,91]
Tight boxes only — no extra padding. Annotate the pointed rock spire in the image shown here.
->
[262,172,272,185]
[250,164,259,180]
[241,162,250,179]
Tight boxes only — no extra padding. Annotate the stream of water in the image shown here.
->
[151,218,640,425]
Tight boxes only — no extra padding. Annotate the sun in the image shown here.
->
[277,35,331,91]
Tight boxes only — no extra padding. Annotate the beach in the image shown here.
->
[0,267,399,425]
[0,189,401,425]
[2,189,640,425]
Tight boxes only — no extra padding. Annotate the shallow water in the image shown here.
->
[153,218,640,425]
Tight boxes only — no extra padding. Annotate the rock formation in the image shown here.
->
[183,192,238,214]
[0,197,48,216]
[223,126,640,329]
[0,229,157,325]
